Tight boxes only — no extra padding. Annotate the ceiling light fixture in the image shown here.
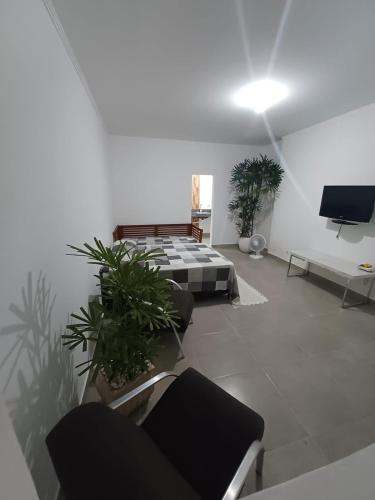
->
[233,79,288,113]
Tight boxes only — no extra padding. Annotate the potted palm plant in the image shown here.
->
[228,154,284,252]
[62,238,177,415]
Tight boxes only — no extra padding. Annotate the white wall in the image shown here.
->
[0,0,112,498]
[0,398,39,500]
[109,135,275,245]
[269,102,375,298]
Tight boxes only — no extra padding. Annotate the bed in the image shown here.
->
[113,223,203,243]
[113,224,239,299]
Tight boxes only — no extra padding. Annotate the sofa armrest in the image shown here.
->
[109,371,178,410]
[165,278,183,290]
[222,440,264,500]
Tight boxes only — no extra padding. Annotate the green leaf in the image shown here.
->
[64,237,179,383]
[228,154,284,236]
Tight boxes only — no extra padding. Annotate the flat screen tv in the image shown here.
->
[319,185,375,223]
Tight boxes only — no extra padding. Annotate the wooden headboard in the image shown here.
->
[113,223,203,242]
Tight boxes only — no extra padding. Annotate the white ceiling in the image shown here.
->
[51,0,375,145]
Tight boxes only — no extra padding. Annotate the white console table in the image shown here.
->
[287,249,375,308]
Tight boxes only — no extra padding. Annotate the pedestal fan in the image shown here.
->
[249,234,266,259]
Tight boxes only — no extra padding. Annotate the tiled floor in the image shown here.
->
[85,246,375,495]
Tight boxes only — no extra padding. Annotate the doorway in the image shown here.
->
[191,175,213,245]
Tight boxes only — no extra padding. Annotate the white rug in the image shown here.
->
[232,275,268,307]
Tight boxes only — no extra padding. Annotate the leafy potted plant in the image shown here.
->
[228,154,284,252]
[62,238,177,415]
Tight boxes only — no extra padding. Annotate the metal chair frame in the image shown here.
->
[165,278,193,359]
[110,371,264,500]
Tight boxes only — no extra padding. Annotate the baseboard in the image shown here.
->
[212,243,237,247]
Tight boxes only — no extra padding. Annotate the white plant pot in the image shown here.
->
[238,237,251,253]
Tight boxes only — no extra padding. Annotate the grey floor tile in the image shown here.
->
[291,318,354,355]
[182,320,238,350]
[221,299,307,333]
[315,413,375,462]
[264,357,363,436]
[329,365,375,419]
[304,349,375,419]
[326,308,375,335]
[213,372,308,450]
[187,303,233,336]
[188,330,258,379]
[238,323,308,367]
[260,437,328,489]
[341,338,375,367]
[82,247,375,493]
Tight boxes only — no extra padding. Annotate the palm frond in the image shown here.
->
[64,237,179,384]
[228,154,284,236]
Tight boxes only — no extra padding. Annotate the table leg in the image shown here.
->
[287,254,309,277]
[366,278,374,303]
[341,279,350,308]
[287,254,293,276]
[342,278,374,308]
[305,261,311,276]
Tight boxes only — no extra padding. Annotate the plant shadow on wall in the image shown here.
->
[228,154,284,252]
[0,272,77,500]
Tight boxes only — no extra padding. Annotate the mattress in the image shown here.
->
[123,235,239,298]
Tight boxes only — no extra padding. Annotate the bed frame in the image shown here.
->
[113,223,203,243]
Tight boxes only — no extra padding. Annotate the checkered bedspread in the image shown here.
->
[131,236,239,298]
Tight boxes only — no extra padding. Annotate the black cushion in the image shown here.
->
[46,402,200,500]
[157,289,194,333]
[142,368,265,500]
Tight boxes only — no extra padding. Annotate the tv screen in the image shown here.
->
[319,185,375,223]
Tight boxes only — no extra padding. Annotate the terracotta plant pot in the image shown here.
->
[95,364,156,416]
[238,237,251,253]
